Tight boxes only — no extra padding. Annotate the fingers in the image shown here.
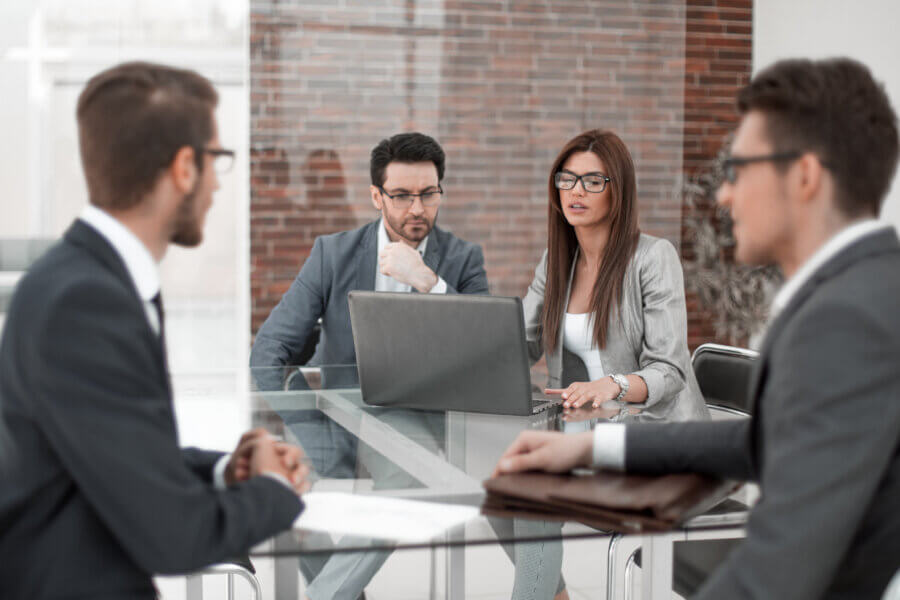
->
[496,444,552,475]
[493,432,552,477]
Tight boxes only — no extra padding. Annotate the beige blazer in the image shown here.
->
[523,234,709,422]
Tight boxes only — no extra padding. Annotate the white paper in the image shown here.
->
[293,492,479,542]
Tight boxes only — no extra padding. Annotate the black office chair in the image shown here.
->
[691,342,759,417]
[609,343,758,599]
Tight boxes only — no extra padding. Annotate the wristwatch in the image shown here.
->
[610,374,629,402]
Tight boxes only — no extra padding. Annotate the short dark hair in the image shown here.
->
[369,132,445,187]
[76,61,219,211]
[737,57,898,218]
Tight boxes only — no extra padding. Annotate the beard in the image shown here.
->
[384,210,437,244]
[170,181,204,247]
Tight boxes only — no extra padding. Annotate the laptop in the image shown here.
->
[348,291,562,416]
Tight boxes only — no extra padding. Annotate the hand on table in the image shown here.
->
[379,242,438,292]
[545,376,621,409]
[225,428,312,495]
[492,430,593,477]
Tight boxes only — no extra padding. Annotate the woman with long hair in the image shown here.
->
[526,129,707,423]
[496,129,708,600]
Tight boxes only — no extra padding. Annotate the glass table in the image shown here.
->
[174,365,749,600]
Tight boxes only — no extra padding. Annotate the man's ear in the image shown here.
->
[170,146,198,194]
[795,152,826,205]
[370,185,383,211]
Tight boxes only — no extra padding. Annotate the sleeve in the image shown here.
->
[630,239,693,408]
[522,250,548,364]
[625,419,755,480]
[181,447,226,484]
[429,276,448,294]
[250,237,328,390]
[444,244,490,295]
[35,280,303,575]
[592,423,626,470]
[693,299,900,600]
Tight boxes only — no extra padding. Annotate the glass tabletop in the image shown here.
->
[184,365,745,558]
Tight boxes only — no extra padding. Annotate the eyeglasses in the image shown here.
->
[203,148,236,174]
[721,151,802,184]
[554,171,611,193]
[378,185,443,208]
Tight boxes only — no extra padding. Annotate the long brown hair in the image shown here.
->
[541,129,640,352]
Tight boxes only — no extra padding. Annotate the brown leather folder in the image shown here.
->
[482,471,739,534]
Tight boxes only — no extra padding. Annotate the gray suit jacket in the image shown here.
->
[523,234,708,422]
[0,221,302,599]
[625,228,900,599]
[250,220,489,373]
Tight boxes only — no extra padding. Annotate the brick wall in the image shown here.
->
[250,0,752,347]
[681,0,753,348]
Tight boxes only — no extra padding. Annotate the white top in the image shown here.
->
[562,312,605,434]
[563,312,605,381]
[79,205,161,336]
[593,219,894,472]
[375,218,447,294]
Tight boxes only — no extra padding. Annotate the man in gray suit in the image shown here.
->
[495,57,900,599]
[251,131,489,378]
[250,132,489,600]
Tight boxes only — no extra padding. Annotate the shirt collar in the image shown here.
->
[770,219,891,318]
[376,218,428,256]
[79,204,160,302]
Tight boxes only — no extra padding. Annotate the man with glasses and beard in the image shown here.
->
[250,131,489,600]
[0,62,308,599]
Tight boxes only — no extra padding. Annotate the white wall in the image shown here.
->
[754,0,900,229]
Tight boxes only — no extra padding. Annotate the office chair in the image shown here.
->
[608,343,758,599]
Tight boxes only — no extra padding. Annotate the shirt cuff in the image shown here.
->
[429,276,448,294]
[592,423,626,470]
[213,454,231,490]
[262,472,297,492]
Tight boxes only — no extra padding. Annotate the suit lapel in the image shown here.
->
[64,219,170,379]
[354,221,378,291]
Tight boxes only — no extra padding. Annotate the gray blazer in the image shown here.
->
[251,220,490,373]
[523,234,708,422]
[625,228,900,599]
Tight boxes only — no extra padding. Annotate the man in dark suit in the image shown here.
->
[495,57,900,599]
[250,134,489,599]
[0,62,309,599]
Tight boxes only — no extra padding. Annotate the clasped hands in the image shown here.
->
[224,428,311,495]
[379,242,438,292]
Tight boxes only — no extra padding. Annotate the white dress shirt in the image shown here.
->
[375,219,448,294]
[591,219,892,470]
[79,205,293,491]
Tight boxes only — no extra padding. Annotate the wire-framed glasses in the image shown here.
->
[378,185,444,208]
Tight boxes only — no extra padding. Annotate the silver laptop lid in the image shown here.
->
[348,291,536,415]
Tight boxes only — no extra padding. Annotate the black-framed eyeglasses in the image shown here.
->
[378,185,443,208]
[554,170,611,193]
[721,151,803,184]
[203,148,236,174]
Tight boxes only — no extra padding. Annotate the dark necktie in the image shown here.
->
[150,292,166,349]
